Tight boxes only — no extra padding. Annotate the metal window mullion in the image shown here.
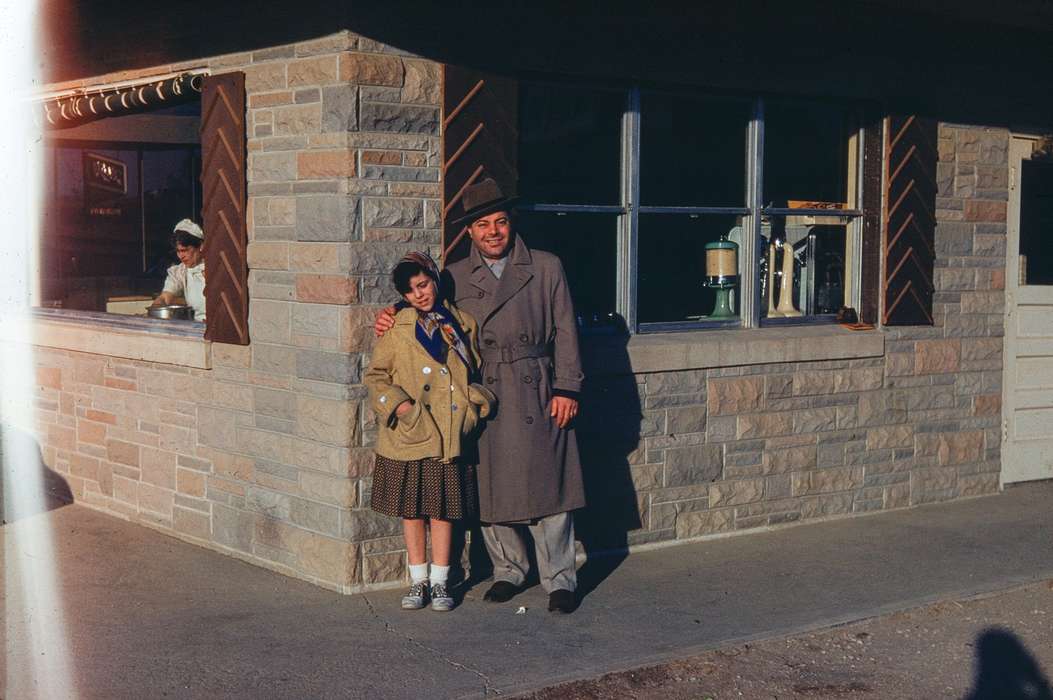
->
[621,87,641,334]
[519,203,624,214]
[139,148,146,273]
[743,97,764,329]
[637,206,751,215]
[849,122,866,312]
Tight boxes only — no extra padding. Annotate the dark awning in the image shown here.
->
[43,72,203,130]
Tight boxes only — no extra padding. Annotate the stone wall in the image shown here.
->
[27,31,442,592]
[24,32,1009,592]
[573,123,1007,552]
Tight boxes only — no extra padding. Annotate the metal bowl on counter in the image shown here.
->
[147,304,195,321]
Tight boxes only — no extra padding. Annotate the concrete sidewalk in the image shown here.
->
[3,482,1052,699]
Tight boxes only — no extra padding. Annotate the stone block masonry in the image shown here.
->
[25,34,1008,593]
[27,31,441,593]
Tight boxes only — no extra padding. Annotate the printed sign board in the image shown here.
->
[84,152,127,194]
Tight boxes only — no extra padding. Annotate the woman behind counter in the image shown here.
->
[152,219,206,321]
[364,252,495,612]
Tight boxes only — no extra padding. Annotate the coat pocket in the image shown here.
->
[532,358,552,410]
[392,401,436,447]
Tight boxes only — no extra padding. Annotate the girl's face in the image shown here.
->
[402,272,437,312]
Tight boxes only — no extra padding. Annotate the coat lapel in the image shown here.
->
[484,237,533,324]
[467,258,498,318]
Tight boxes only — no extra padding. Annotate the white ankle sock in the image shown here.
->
[408,563,428,583]
[430,564,450,585]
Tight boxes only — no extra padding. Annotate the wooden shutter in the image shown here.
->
[200,72,249,345]
[883,114,937,326]
[441,65,519,264]
[858,113,884,325]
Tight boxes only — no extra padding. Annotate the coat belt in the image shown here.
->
[479,343,548,364]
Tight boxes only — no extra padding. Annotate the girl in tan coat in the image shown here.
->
[365,252,495,612]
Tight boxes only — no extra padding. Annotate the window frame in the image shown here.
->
[519,83,867,335]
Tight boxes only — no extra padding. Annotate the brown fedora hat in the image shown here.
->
[450,178,518,227]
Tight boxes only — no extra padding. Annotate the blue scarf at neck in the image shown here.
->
[413,301,471,368]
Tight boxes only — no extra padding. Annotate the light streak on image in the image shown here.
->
[1,1,78,697]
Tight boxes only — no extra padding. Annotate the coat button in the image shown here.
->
[423,384,430,391]
[425,404,431,410]
[522,375,532,384]
[451,405,457,411]
[519,333,528,342]
[525,416,534,425]
[486,377,495,384]
[477,291,484,298]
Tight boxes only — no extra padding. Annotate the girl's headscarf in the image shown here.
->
[394,252,472,370]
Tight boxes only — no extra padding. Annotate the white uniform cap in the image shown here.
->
[173,219,204,240]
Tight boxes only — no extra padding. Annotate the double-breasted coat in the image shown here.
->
[364,304,496,463]
[445,235,586,523]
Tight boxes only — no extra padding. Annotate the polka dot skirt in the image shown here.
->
[370,455,477,520]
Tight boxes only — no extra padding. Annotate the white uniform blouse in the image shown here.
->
[162,262,206,321]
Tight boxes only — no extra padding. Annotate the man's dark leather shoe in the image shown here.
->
[483,580,518,603]
[548,589,576,614]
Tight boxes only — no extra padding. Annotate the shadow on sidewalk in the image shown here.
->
[1,426,73,525]
[966,627,1053,700]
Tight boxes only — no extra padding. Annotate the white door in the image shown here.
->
[1002,136,1053,484]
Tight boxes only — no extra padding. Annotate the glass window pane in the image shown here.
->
[515,211,618,328]
[764,101,856,206]
[638,213,741,324]
[759,215,847,319]
[41,146,142,311]
[519,83,623,205]
[1020,159,1053,285]
[641,93,750,207]
[143,148,199,278]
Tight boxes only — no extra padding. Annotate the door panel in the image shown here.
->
[1002,136,1053,484]
[1016,306,1053,336]
[1016,408,1053,439]
[1014,389,1053,410]
[1018,286,1053,304]
[1015,358,1053,388]
[1015,339,1053,356]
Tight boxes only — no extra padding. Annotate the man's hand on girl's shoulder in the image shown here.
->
[374,306,397,337]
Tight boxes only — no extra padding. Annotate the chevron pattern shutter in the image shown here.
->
[883,115,937,326]
[200,72,249,345]
[441,65,518,264]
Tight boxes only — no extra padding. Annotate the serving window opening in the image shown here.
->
[39,79,203,320]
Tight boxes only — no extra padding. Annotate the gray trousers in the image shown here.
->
[481,511,577,593]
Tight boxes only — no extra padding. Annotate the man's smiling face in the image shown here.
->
[468,211,512,260]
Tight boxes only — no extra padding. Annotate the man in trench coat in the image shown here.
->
[376,179,586,613]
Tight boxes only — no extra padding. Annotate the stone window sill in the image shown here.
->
[583,324,885,375]
[14,309,211,369]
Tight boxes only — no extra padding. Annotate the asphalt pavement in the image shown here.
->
[3,482,1052,699]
